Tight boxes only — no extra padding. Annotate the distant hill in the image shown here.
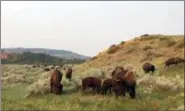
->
[1,51,86,65]
[2,48,91,60]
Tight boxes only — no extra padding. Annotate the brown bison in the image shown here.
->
[51,67,55,69]
[101,78,115,95]
[32,65,36,68]
[66,67,73,81]
[111,67,136,99]
[50,69,63,94]
[165,57,184,68]
[142,62,156,74]
[44,68,50,71]
[81,77,101,95]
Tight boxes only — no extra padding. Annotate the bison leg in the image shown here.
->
[128,85,136,99]
[109,88,112,95]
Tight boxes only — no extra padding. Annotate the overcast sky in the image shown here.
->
[1,1,184,57]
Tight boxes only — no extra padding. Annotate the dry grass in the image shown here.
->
[107,44,120,54]
[140,50,164,62]
[25,78,50,98]
[137,75,184,92]
[175,41,184,48]
[143,45,152,51]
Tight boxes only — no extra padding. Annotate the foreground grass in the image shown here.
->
[2,61,184,110]
[2,84,184,110]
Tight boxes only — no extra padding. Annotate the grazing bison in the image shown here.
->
[143,62,156,74]
[101,78,115,95]
[50,69,63,94]
[111,67,136,99]
[44,68,50,71]
[66,67,73,81]
[81,77,101,95]
[165,57,184,68]
[32,65,36,68]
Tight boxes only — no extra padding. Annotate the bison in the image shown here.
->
[111,67,136,99]
[50,69,63,94]
[32,65,36,68]
[44,68,50,71]
[165,57,184,68]
[81,77,101,95]
[101,78,114,95]
[66,67,73,81]
[142,62,156,74]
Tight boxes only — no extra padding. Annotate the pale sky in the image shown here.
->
[1,1,184,57]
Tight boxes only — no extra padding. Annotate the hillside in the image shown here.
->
[2,48,91,60]
[74,34,184,73]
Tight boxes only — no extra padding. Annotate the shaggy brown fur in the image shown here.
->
[81,77,101,95]
[165,57,184,68]
[143,62,156,74]
[50,69,63,95]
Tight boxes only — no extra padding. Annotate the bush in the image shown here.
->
[81,68,105,79]
[143,45,152,51]
[175,41,184,48]
[125,46,135,54]
[2,74,26,84]
[90,56,98,61]
[120,41,126,45]
[141,34,149,37]
[107,44,120,54]
[25,77,50,98]
[140,50,164,62]
[137,75,184,92]
[166,40,176,47]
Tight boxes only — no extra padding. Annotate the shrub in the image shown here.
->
[141,34,149,37]
[2,74,26,84]
[81,68,105,79]
[166,40,176,47]
[90,56,98,61]
[175,41,184,48]
[107,45,120,54]
[125,46,135,54]
[140,50,164,62]
[120,41,126,45]
[143,45,152,51]
[25,77,50,98]
[137,75,184,92]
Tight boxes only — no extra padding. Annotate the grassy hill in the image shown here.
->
[2,34,184,110]
[2,48,91,60]
[74,34,184,73]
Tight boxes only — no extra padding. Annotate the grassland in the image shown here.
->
[1,34,185,110]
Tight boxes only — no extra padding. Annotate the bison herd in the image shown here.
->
[49,57,184,100]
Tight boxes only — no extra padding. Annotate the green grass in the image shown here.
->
[2,60,184,110]
[2,82,184,110]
